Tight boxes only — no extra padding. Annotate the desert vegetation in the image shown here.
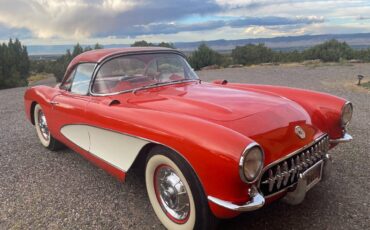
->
[0,39,30,89]
[30,40,175,83]
[190,39,370,70]
[131,40,175,48]
[31,43,104,83]
[1,38,370,90]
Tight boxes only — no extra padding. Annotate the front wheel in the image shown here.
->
[34,104,64,151]
[145,146,217,229]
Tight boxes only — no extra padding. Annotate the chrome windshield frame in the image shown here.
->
[88,50,199,97]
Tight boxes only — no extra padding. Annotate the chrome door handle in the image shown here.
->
[50,101,59,105]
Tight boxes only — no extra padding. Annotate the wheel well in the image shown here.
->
[30,101,37,125]
[128,143,158,174]
[128,143,189,176]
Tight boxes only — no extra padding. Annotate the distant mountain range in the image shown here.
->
[28,33,370,56]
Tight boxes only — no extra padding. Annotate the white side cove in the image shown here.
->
[61,125,149,172]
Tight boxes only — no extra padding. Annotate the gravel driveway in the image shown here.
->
[1,64,369,229]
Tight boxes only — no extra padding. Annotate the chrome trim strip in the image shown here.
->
[239,142,265,184]
[208,192,265,212]
[329,133,353,144]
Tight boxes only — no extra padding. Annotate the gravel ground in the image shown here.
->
[1,63,369,229]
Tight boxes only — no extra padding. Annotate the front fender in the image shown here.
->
[85,102,256,218]
[24,86,60,125]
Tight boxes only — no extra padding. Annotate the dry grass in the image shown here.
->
[361,81,370,91]
[27,73,49,84]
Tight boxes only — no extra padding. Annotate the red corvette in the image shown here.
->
[24,47,353,229]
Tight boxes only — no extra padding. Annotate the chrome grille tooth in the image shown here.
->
[306,150,312,165]
[268,169,275,192]
[311,146,315,154]
[325,137,330,152]
[310,147,317,162]
[290,158,296,182]
[317,142,321,154]
[276,165,283,189]
[322,141,328,156]
[301,153,308,169]
[295,156,302,172]
[282,161,290,186]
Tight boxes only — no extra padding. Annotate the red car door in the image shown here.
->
[49,63,96,149]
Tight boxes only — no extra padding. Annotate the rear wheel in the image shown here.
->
[34,104,63,151]
[145,146,217,229]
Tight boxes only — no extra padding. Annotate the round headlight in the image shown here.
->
[341,102,353,127]
[239,143,264,183]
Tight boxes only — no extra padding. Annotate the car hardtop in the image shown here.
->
[63,47,185,83]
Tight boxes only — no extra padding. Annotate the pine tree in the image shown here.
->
[0,38,29,89]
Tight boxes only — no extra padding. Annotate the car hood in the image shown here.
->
[126,82,295,122]
[120,82,319,163]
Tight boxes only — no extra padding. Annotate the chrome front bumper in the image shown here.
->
[208,133,352,212]
[208,153,333,212]
[329,133,353,144]
[208,191,265,212]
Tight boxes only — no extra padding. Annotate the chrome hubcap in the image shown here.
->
[154,165,190,223]
[38,110,49,141]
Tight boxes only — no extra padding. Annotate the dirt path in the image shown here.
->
[0,64,369,229]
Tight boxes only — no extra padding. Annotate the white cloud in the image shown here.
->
[0,0,369,44]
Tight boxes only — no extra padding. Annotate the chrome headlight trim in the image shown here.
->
[239,142,265,184]
[341,101,353,128]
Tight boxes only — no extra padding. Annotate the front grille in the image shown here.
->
[259,135,330,197]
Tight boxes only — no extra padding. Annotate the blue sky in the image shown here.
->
[0,0,369,45]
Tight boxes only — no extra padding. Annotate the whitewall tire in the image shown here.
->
[145,146,217,230]
[33,104,63,151]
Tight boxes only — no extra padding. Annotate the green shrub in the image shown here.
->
[188,44,222,70]
[232,43,274,65]
[131,40,175,49]
[303,39,353,62]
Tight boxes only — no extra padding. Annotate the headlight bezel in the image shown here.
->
[239,143,265,184]
[340,101,353,128]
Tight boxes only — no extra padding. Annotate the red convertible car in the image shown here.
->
[24,47,353,229]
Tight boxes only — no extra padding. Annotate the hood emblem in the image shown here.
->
[295,126,306,139]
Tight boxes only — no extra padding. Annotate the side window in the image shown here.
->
[60,69,76,91]
[70,63,95,95]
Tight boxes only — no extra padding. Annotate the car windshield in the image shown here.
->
[92,53,198,94]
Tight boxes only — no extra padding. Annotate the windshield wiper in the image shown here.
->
[132,79,197,94]
[132,82,164,94]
